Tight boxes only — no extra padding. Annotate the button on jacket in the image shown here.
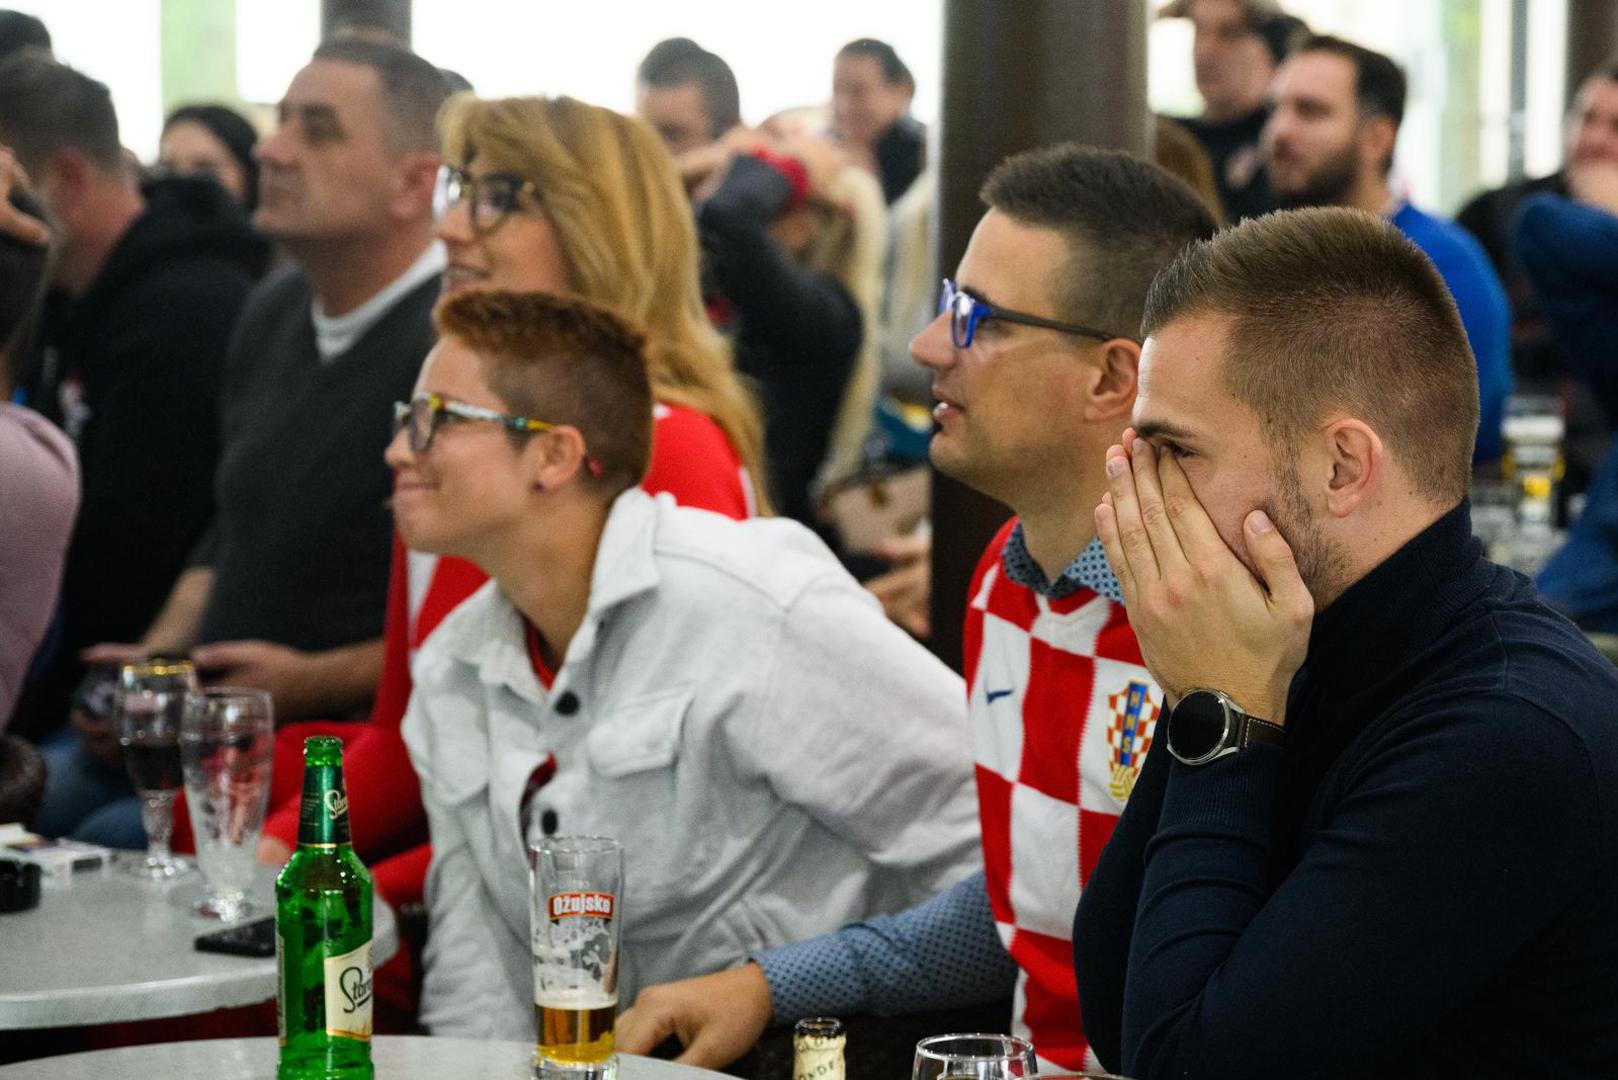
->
[403,488,981,1038]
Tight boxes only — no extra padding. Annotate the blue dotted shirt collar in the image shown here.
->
[1000,524,1123,603]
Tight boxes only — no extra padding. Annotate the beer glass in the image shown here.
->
[117,659,198,880]
[181,688,274,920]
[529,836,622,1079]
[912,1034,1037,1080]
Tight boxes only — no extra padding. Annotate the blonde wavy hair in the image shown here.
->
[438,94,769,512]
[800,162,887,488]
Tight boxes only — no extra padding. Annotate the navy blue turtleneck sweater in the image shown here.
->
[1073,503,1618,1079]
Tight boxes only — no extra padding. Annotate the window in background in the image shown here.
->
[411,0,943,128]
[1147,0,1567,212]
[1,0,1572,206]
[5,0,161,159]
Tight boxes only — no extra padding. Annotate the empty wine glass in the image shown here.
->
[117,659,198,880]
[912,1034,1037,1080]
[181,688,274,920]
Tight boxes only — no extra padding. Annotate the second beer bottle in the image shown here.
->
[276,736,374,1080]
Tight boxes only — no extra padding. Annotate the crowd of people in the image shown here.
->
[2,1,1617,1076]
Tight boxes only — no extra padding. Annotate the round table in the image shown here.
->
[0,1036,722,1078]
[0,858,397,1029]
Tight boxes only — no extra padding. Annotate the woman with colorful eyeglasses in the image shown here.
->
[252,95,770,1029]
[387,289,974,1040]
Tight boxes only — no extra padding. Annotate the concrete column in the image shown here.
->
[929,0,1150,671]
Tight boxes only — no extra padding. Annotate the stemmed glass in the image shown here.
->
[180,688,274,920]
[116,659,198,880]
[912,1034,1037,1080]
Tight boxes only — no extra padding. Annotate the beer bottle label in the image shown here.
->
[793,1034,846,1080]
[322,939,373,1041]
[299,784,352,846]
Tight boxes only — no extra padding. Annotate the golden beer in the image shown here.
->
[529,837,623,1078]
[535,992,617,1065]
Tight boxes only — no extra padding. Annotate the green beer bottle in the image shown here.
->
[276,736,373,1079]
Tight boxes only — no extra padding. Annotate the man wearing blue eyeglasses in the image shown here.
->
[619,144,1217,1074]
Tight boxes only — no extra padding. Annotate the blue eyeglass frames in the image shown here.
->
[939,279,1130,350]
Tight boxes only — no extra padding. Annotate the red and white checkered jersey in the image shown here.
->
[963,520,1162,1073]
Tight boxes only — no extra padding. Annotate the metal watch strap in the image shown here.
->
[1237,713,1286,750]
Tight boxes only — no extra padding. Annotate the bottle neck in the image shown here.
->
[297,762,353,847]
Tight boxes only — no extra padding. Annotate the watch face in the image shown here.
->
[1169,692,1229,761]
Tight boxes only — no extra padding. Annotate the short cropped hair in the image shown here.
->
[637,38,740,138]
[1141,207,1479,504]
[980,144,1218,340]
[433,291,654,495]
[311,37,449,152]
[837,38,915,95]
[0,10,49,61]
[0,53,121,174]
[1297,34,1406,127]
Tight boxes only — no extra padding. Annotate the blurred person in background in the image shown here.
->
[1161,0,1303,221]
[1154,114,1228,225]
[0,156,73,732]
[0,54,264,845]
[391,290,978,1038]
[1460,64,1618,508]
[1515,156,1618,633]
[620,146,1216,1075]
[158,103,260,213]
[686,119,886,530]
[1263,35,1513,463]
[635,37,741,160]
[831,38,925,205]
[253,93,770,1030]
[68,40,449,853]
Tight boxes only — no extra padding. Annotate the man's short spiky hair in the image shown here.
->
[433,291,654,495]
[0,52,120,174]
[980,144,1219,340]
[1141,207,1478,504]
[312,37,450,152]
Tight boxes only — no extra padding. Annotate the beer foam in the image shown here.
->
[535,987,618,1010]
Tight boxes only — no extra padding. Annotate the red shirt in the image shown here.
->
[260,404,753,855]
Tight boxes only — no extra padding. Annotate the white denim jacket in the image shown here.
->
[404,489,980,1038]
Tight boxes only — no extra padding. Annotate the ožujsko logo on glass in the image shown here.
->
[548,891,615,921]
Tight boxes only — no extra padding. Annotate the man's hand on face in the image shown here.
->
[1570,161,1618,217]
[615,963,772,1068]
[1095,430,1313,725]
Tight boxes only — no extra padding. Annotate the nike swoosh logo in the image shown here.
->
[985,688,1014,703]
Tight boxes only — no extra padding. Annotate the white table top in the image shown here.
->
[0,858,397,1029]
[0,1037,724,1078]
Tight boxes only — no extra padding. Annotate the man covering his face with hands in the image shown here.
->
[1074,207,1618,1080]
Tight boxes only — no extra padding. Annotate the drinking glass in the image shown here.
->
[912,1034,1037,1080]
[180,688,274,920]
[528,835,623,1080]
[116,659,198,880]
